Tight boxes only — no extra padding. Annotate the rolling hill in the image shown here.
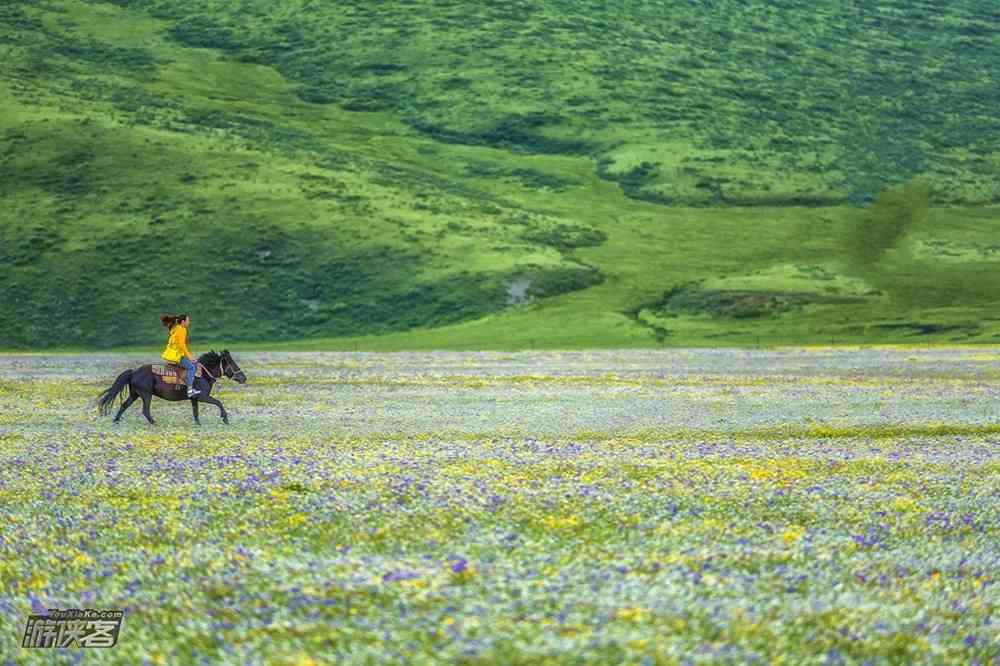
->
[2,0,999,349]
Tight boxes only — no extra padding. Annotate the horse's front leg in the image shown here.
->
[191,398,200,425]
[199,395,229,424]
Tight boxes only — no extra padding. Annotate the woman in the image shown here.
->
[161,314,201,397]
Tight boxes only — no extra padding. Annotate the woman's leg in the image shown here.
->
[180,357,196,387]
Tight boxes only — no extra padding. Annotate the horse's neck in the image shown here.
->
[199,358,220,380]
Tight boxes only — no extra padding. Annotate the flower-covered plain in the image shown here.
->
[1,349,998,664]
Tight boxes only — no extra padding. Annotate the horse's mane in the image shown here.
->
[197,350,221,367]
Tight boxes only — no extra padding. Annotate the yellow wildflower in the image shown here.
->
[543,515,580,529]
[615,607,647,622]
[782,525,805,545]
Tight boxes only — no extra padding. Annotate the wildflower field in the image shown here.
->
[1,349,998,664]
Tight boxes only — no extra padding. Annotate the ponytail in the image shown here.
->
[161,314,189,328]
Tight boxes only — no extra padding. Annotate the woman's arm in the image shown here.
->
[176,327,194,361]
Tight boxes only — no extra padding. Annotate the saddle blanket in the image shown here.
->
[151,363,203,387]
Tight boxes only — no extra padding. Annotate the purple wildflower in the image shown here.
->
[27,593,47,615]
[382,570,420,583]
[448,555,468,574]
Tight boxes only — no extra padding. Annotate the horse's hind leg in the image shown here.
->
[113,390,139,423]
[140,392,155,425]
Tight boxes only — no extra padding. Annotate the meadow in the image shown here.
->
[3,0,1000,349]
[1,348,998,664]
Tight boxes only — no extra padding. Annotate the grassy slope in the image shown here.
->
[1,0,999,350]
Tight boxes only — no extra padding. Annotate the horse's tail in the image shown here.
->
[97,369,133,416]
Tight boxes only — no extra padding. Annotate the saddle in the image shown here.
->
[151,362,203,389]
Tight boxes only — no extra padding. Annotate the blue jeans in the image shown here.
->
[179,357,196,387]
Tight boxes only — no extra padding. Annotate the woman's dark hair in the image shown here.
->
[161,314,189,328]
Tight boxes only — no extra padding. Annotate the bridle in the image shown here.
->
[198,355,230,384]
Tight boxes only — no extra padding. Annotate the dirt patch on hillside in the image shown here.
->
[653,287,818,319]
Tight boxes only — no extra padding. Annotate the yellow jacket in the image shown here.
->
[161,325,191,363]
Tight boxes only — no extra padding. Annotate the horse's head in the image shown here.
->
[220,349,247,384]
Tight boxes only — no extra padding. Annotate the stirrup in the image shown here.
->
[187,387,201,397]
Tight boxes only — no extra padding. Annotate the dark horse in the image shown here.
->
[97,350,247,425]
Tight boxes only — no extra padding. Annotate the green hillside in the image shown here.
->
[2,0,999,349]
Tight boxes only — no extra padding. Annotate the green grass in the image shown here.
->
[2,0,999,349]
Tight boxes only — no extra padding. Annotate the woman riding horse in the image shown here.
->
[96,318,247,424]
[161,313,200,397]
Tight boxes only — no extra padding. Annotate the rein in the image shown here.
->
[198,356,228,387]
